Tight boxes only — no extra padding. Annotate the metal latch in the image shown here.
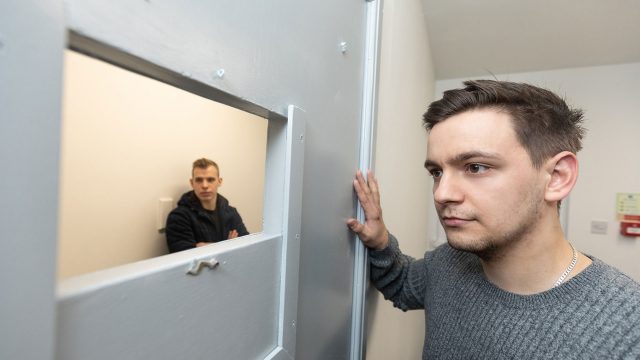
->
[186,258,219,275]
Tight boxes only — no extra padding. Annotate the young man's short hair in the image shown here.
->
[192,158,219,176]
[423,80,586,168]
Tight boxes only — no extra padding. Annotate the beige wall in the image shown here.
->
[436,62,640,281]
[366,0,435,358]
[57,50,267,279]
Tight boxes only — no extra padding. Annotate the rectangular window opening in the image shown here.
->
[57,32,280,280]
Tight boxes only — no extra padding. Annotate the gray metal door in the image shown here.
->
[1,1,380,359]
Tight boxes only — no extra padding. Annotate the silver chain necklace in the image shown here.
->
[553,243,578,287]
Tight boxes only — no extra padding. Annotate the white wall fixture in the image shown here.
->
[156,198,173,231]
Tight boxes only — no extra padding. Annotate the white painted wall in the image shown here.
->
[366,0,435,358]
[437,62,640,281]
[58,50,267,278]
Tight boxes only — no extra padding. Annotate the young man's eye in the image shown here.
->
[429,169,443,179]
[467,163,489,174]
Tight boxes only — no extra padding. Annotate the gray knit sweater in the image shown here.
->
[369,234,640,359]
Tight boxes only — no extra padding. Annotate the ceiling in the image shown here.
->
[421,0,640,79]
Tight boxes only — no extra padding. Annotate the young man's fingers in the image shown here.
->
[353,179,371,207]
[367,171,381,204]
[355,180,378,216]
[347,218,364,234]
[355,170,372,196]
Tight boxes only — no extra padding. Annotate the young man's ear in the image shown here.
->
[544,151,578,203]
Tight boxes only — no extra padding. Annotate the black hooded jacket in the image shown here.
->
[165,191,249,253]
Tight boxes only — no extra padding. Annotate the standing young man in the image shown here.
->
[166,158,248,253]
[348,80,640,358]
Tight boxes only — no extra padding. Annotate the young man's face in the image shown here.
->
[425,109,547,258]
[190,166,222,204]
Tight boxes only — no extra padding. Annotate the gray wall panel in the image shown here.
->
[57,236,282,360]
[0,1,64,359]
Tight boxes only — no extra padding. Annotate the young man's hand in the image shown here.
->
[347,170,389,250]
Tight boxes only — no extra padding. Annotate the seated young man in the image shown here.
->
[166,158,248,253]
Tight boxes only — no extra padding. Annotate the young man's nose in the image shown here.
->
[433,174,463,204]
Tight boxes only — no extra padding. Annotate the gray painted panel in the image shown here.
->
[0,1,378,359]
[278,106,306,356]
[0,1,64,359]
[0,0,375,357]
[57,236,281,360]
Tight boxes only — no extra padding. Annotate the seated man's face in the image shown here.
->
[190,166,222,203]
